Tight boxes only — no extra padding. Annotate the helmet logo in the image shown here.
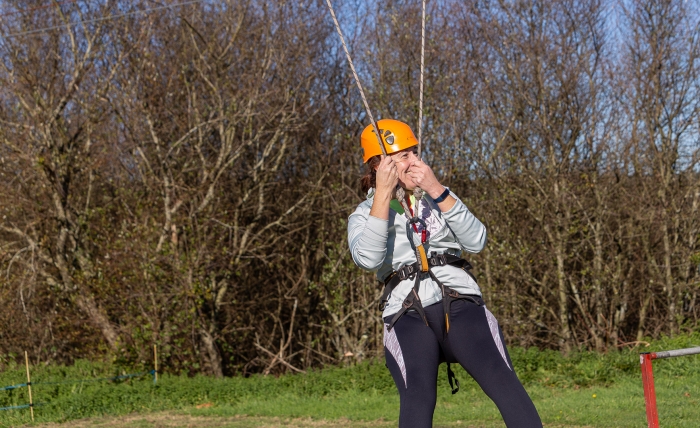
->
[372,128,396,145]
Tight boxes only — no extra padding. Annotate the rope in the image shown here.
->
[324,0,385,155]
[417,0,426,157]
[5,0,204,38]
[413,0,427,202]
[0,0,79,19]
[323,0,428,215]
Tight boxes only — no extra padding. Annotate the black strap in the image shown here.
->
[379,254,476,311]
[379,262,421,310]
[387,275,428,331]
[446,363,460,394]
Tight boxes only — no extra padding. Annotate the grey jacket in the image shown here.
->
[348,188,488,318]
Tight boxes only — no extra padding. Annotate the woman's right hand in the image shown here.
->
[375,155,398,199]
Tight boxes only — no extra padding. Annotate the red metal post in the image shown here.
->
[640,353,659,428]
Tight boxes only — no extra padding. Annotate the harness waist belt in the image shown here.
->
[379,254,475,311]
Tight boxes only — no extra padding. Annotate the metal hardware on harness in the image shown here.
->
[379,298,390,312]
[428,253,447,267]
[406,217,428,237]
[405,216,429,272]
[388,284,428,330]
[379,254,477,312]
[397,264,417,281]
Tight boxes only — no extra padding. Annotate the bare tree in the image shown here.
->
[0,0,698,372]
[620,0,700,336]
[0,1,127,349]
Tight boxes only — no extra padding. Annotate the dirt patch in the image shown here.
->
[32,412,584,427]
[34,413,396,428]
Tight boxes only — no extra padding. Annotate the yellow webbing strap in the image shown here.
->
[417,244,429,272]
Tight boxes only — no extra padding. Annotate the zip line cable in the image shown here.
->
[4,0,203,38]
[0,0,80,19]
[323,0,386,156]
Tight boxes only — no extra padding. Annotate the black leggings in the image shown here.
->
[383,297,542,428]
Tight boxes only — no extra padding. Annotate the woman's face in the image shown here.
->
[389,146,420,191]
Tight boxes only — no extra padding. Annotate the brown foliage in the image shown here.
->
[0,0,699,375]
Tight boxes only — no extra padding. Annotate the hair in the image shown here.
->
[360,155,381,194]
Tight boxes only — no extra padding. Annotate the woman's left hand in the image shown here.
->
[408,160,445,198]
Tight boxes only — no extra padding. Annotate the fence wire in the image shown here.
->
[0,369,156,412]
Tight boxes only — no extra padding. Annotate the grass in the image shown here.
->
[1,333,699,427]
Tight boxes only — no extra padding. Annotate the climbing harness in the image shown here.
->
[379,244,479,395]
[380,252,479,332]
[380,246,479,395]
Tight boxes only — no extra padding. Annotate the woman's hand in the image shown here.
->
[369,156,398,220]
[408,159,444,198]
[375,155,399,199]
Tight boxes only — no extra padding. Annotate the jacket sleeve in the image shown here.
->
[347,204,388,271]
[441,191,487,253]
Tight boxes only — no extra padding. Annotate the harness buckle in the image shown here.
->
[429,253,447,267]
[398,264,416,281]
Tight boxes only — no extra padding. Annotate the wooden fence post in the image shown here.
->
[24,351,34,422]
[154,344,158,385]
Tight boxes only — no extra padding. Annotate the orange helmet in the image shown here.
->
[360,119,418,163]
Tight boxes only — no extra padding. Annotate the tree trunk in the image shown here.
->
[552,227,572,354]
[200,328,223,378]
[74,294,119,349]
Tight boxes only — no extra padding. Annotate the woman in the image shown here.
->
[348,119,542,427]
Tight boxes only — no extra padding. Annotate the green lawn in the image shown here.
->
[178,372,700,427]
[1,334,700,427]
